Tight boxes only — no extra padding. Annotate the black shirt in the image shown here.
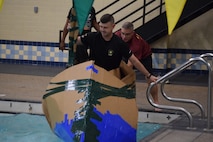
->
[81,32,132,71]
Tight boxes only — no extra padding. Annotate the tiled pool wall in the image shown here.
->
[0,40,68,67]
[0,40,212,74]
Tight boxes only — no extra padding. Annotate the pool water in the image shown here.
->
[0,113,161,142]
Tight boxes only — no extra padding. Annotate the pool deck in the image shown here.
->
[0,63,212,141]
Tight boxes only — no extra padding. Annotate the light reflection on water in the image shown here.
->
[0,113,161,142]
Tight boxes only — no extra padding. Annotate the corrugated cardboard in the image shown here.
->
[42,60,138,142]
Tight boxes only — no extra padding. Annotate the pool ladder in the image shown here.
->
[146,53,213,131]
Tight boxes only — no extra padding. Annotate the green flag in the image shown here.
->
[73,0,94,34]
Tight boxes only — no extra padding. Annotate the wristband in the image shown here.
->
[147,73,152,79]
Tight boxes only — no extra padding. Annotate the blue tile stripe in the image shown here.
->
[0,59,67,67]
[153,48,213,54]
[152,52,213,71]
[0,40,212,73]
[0,40,69,66]
[0,40,59,47]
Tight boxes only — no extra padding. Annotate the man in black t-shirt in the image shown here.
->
[60,7,99,65]
[77,14,158,83]
[81,31,131,71]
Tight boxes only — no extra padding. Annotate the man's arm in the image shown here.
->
[127,60,133,68]
[76,36,83,45]
[59,18,69,51]
[129,54,157,82]
[93,20,100,32]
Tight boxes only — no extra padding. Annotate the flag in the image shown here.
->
[165,0,187,35]
[66,0,94,66]
[0,0,4,11]
[73,0,94,34]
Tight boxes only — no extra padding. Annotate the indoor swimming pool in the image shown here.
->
[0,113,161,142]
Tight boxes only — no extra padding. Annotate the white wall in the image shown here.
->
[0,0,157,43]
[0,0,73,42]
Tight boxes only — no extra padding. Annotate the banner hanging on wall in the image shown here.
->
[165,0,187,35]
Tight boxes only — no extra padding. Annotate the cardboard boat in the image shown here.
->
[42,60,138,142]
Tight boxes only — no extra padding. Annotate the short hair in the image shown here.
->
[100,14,114,24]
[122,22,134,30]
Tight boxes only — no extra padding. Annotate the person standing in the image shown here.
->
[60,6,99,65]
[77,14,158,83]
[115,22,159,109]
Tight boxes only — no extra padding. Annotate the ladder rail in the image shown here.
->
[146,85,193,128]
[200,53,213,131]
[146,54,212,129]
[160,83,205,119]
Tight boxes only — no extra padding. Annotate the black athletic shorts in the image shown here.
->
[123,54,153,74]
[74,44,89,64]
[74,30,91,64]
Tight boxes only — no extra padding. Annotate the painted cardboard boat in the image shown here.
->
[42,60,138,142]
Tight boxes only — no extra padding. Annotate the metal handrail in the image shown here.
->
[160,82,205,118]
[146,54,212,129]
[200,53,213,131]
